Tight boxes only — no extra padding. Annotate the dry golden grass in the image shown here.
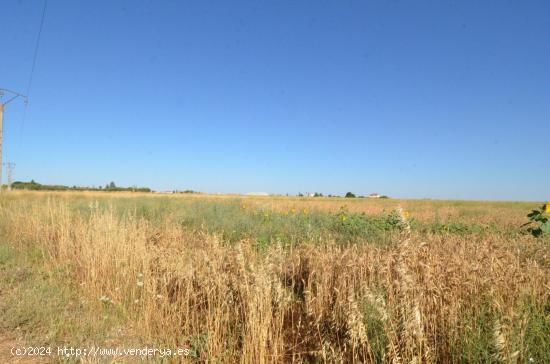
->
[6,189,535,226]
[0,192,548,363]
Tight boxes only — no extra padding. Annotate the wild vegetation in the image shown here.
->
[0,191,548,363]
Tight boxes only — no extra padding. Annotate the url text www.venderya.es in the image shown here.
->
[11,346,191,358]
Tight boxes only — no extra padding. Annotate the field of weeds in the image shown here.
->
[0,191,548,363]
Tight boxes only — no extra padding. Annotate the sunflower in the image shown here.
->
[545,202,550,214]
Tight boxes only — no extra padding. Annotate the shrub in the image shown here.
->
[522,203,550,237]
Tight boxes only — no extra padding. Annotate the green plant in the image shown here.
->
[331,206,394,243]
[430,222,482,235]
[345,192,356,198]
[522,203,550,237]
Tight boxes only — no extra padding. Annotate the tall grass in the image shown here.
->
[0,192,548,362]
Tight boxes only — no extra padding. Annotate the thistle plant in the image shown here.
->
[522,202,550,237]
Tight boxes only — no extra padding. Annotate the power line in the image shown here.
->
[26,0,48,97]
[19,0,48,150]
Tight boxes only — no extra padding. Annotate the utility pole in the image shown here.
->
[0,103,3,192]
[0,89,28,192]
[5,162,15,191]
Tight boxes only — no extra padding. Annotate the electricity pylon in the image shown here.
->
[5,162,15,191]
[0,89,28,192]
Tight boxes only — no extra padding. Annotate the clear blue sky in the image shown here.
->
[2,1,549,200]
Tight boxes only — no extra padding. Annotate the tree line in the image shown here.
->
[11,180,151,193]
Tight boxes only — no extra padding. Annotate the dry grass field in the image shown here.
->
[0,191,548,363]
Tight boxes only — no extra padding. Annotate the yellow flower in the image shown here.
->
[545,202,550,214]
[404,211,410,219]
[291,208,296,214]
[303,208,309,215]
[342,216,347,221]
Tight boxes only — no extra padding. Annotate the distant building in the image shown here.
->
[368,193,381,198]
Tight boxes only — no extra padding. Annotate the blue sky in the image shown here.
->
[2,0,549,200]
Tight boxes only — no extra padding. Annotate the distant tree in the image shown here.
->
[314,192,323,197]
[380,195,389,199]
[298,192,304,197]
[108,181,116,190]
[345,192,356,198]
